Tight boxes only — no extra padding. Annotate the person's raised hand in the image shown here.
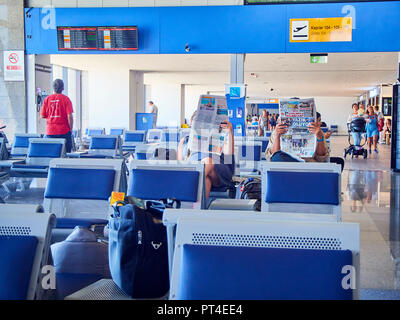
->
[308,122,324,140]
[275,120,288,137]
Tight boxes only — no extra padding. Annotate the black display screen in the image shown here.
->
[57,26,138,51]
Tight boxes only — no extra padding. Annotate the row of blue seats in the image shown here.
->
[0,158,358,300]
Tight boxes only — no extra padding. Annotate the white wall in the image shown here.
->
[148,83,181,127]
[313,96,357,134]
[86,69,130,132]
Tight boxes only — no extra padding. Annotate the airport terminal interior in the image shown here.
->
[1,0,400,301]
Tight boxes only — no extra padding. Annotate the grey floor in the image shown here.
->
[1,135,399,300]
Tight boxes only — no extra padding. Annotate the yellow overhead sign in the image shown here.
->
[290,17,352,42]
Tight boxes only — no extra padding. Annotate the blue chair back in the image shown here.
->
[124,131,146,143]
[178,244,353,300]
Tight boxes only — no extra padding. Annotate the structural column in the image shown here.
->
[230,54,245,84]
[129,70,144,130]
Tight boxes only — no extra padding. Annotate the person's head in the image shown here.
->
[262,109,267,117]
[352,103,359,112]
[316,112,321,122]
[53,79,64,94]
[148,101,154,106]
[374,105,380,112]
[368,105,374,115]
[360,104,365,110]
[386,118,392,126]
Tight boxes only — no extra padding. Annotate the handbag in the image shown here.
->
[108,202,169,298]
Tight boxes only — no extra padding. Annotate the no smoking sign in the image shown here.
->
[3,50,24,81]
[8,52,19,64]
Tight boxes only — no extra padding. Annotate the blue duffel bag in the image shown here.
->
[108,202,169,298]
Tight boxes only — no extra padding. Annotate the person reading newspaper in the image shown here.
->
[265,118,329,162]
[177,95,235,198]
[265,98,329,162]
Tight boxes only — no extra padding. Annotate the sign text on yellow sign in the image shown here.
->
[290,17,352,42]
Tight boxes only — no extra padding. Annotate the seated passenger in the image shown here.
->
[265,115,329,162]
[177,121,234,198]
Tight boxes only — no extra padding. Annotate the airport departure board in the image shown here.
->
[57,26,138,51]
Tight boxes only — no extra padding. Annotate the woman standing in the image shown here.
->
[366,105,379,154]
[258,110,269,136]
[270,113,276,130]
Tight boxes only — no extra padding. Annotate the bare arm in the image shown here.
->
[308,122,326,156]
[177,137,185,161]
[68,114,73,131]
[221,122,234,155]
[270,120,288,155]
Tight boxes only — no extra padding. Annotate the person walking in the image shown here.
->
[148,101,158,129]
[366,105,379,154]
[258,110,269,136]
[41,79,74,153]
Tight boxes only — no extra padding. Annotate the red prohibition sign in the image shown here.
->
[9,53,19,64]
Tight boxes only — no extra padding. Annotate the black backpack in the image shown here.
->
[108,202,169,298]
[237,177,262,211]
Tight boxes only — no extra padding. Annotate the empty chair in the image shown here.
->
[109,128,125,136]
[249,136,269,160]
[10,138,66,178]
[0,204,56,300]
[43,158,126,241]
[68,135,121,159]
[10,133,41,159]
[82,128,105,148]
[260,162,342,220]
[179,128,191,141]
[234,141,262,175]
[164,209,360,300]
[128,160,205,210]
[147,129,162,143]
[122,130,146,152]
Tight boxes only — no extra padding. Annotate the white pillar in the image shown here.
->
[230,54,245,84]
[180,84,185,125]
[129,70,144,130]
[26,54,37,133]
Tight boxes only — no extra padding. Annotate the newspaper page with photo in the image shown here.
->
[279,98,316,159]
[188,95,229,156]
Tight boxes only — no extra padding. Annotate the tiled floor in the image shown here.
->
[1,135,399,298]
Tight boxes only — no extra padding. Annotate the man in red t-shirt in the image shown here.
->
[41,79,74,152]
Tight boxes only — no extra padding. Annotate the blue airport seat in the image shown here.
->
[147,129,162,143]
[122,130,146,152]
[10,133,41,158]
[68,135,121,159]
[43,158,126,239]
[10,138,65,178]
[0,205,56,300]
[109,128,125,136]
[164,209,360,300]
[260,162,342,220]
[128,160,205,209]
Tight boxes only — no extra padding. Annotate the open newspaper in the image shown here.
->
[188,95,229,155]
[279,98,316,159]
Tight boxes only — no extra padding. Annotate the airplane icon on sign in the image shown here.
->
[293,25,307,33]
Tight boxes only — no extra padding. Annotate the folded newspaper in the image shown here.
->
[188,95,229,155]
[279,98,316,159]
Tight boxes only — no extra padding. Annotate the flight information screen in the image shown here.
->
[57,27,98,50]
[57,26,138,51]
[97,27,138,50]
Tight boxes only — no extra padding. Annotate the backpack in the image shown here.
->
[236,177,262,211]
[108,202,169,298]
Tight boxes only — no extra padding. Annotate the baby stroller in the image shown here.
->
[344,117,368,159]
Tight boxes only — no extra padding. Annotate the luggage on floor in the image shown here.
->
[236,177,261,211]
[108,202,169,298]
